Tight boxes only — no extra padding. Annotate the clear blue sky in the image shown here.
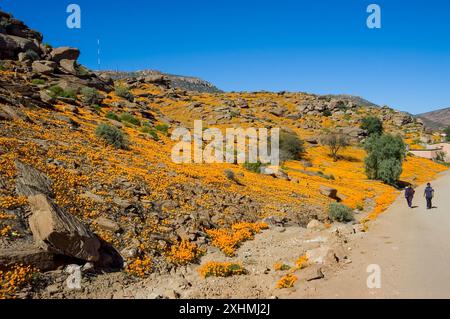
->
[1,0,449,113]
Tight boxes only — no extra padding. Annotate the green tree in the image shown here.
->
[444,126,450,142]
[278,130,305,163]
[360,116,383,136]
[364,134,406,185]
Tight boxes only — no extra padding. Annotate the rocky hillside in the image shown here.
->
[97,70,222,94]
[417,107,450,129]
[0,11,447,299]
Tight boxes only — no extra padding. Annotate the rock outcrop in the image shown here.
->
[28,194,102,262]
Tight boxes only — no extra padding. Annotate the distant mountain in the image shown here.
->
[97,70,222,93]
[417,107,450,129]
[319,94,379,108]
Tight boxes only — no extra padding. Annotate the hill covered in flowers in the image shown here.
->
[0,10,447,298]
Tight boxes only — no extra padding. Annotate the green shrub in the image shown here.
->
[81,87,102,106]
[31,79,45,85]
[155,123,169,135]
[317,171,335,180]
[322,109,332,117]
[444,126,450,142]
[140,126,159,141]
[0,61,5,71]
[95,123,128,149]
[360,116,383,136]
[43,43,53,50]
[48,85,77,99]
[328,203,354,222]
[106,111,120,121]
[364,134,406,185]
[435,151,446,162]
[243,161,263,173]
[279,131,305,163]
[115,84,134,102]
[119,112,140,126]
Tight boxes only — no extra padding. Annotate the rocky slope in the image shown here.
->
[417,107,450,129]
[0,11,447,299]
[97,70,221,94]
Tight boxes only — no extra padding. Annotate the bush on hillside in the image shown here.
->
[279,130,305,163]
[95,123,128,149]
[48,85,77,99]
[140,125,160,141]
[243,161,263,173]
[31,78,45,85]
[328,202,354,222]
[445,126,450,142]
[81,87,102,106]
[115,84,134,102]
[155,123,170,136]
[119,112,140,126]
[105,111,120,121]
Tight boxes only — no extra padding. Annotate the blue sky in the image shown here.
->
[1,0,449,113]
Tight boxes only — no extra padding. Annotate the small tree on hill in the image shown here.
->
[444,126,450,142]
[360,116,383,136]
[279,130,305,163]
[364,134,406,185]
[321,130,349,162]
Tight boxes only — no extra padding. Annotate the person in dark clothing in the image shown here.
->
[424,183,435,209]
[404,186,415,208]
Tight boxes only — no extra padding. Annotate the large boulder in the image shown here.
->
[143,74,167,84]
[260,166,290,180]
[59,59,78,74]
[4,18,43,41]
[15,160,53,197]
[32,60,57,75]
[0,33,40,59]
[50,47,80,62]
[27,194,102,262]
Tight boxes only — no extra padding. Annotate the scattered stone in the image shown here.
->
[306,219,325,231]
[32,60,57,74]
[306,246,333,265]
[96,217,121,233]
[319,185,339,199]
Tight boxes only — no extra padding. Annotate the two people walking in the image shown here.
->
[404,183,435,210]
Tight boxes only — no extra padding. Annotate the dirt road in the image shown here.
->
[292,170,450,299]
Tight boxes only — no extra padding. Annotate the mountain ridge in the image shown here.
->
[417,107,450,129]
